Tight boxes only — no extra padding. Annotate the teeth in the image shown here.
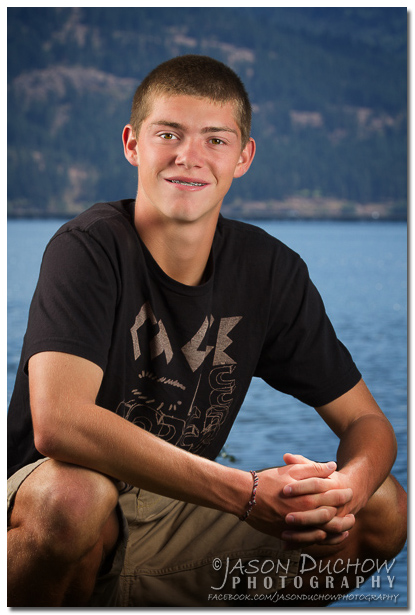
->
[170,180,204,186]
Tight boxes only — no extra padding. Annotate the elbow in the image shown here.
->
[33,429,57,459]
[390,424,398,463]
[31,400,62,459]
[379,413,398,462]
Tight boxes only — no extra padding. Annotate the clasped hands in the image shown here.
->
[247,453,355,548]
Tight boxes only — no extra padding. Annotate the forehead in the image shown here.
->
[144,94,241,133]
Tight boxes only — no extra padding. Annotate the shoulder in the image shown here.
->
[216,216,304,270]
[215,217,313,300]
[46,200,136,256]
[54,200,135,239]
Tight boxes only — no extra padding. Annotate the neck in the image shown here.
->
[134,205,219,286]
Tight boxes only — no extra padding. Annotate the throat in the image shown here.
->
[161,243,211,286]
[134,198,217,286]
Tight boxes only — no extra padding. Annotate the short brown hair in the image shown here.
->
[130,55,252,147]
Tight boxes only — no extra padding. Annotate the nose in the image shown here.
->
[175,138,203,169]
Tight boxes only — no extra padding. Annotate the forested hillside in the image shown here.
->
[8,7,407,219]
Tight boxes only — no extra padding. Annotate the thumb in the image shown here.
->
[289,459,337,480]
[283,453,312,465]
[284,453,337,477]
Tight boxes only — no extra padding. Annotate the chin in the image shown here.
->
[165,204,220,225]
[172,212,206,225]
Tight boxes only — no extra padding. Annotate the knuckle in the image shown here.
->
[345,515,356,530]
[315,462,325,475]
[333,490,348,506]
[294,515,307,526]
[340,488,353,504]
[313,478,324,491]
[328,518,343,533]
[316,530,328,542]
[304,479,316,493]
[301,495,314,510]
[321,507,334,523]
[325,534,344,546]
[318,478,331,492]
[334,492,345,506]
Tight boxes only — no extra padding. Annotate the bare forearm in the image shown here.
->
[34,401,348,541]
[336,414,397,512]
[29,352,252,517]
[34,400,251,518]
[314,380,398,515]
[28,353,367,544]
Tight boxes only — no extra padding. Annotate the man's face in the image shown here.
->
[125,94,255,225]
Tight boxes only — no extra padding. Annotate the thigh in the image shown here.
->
[8,459,128,607]
[8,458,119,542]
[7,458,48,525]
[118,488,302,607]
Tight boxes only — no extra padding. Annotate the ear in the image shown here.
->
[233,138,256,179]
[122,124,139,167]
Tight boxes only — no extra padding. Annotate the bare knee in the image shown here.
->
[357,475,407,561]
[10,460,119,562]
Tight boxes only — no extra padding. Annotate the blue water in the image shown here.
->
[7,218,407,607]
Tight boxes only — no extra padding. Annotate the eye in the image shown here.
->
[159,133,177,140]
[209,137,225,145]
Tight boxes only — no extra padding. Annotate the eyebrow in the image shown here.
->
[150,120,238,137]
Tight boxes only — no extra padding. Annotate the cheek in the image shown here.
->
[219,162,240,186]
[138,155,159,179]
[143,149,171,172]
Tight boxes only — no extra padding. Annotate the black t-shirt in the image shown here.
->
[7,200,361,477]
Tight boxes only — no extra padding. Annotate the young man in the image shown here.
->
[7,55,406,607]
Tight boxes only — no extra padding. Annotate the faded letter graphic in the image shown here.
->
[213,317,242,365]
[124,301,243,453]
[130,301,173,364]
[181,316,214,372]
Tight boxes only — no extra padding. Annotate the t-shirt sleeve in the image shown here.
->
[23,229,118,373]
[254,254,361,407]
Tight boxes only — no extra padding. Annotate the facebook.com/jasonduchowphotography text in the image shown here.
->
[208,554,401,605]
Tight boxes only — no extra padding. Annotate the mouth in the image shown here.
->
[166,179,208,187]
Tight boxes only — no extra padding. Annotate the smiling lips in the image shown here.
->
[166,178,208,188]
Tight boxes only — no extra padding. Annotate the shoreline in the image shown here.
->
[7,213,408,223]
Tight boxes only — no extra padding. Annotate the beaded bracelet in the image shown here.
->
[239,470,259,521]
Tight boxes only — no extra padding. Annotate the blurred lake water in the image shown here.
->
[7,218,407,607]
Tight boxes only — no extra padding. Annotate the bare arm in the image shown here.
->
[318,378,397,512]
[29,351,251,516]
[280,379,397,541]
[28,351,351,540]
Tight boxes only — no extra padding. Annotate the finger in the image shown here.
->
[318,531,351,546]
[286,509,355,532]
[314,487,353,509]
[283,453,336,467]
[282,487,353,513]
[283,477,337,496]
[282,529,350,548]
[285,506,337,527]
[321,513,356,534]
[285,461,337,482]
[281,527,329,545]
[283,453,312,465]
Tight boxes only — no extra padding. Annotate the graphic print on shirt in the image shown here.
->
[116,301,242,453]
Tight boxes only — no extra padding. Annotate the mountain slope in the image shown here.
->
[7,7,407,219]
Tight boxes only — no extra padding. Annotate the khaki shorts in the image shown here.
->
[8,459,301,607]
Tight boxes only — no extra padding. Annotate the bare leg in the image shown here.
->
[7,459,120,607]
[278,474,407,607]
